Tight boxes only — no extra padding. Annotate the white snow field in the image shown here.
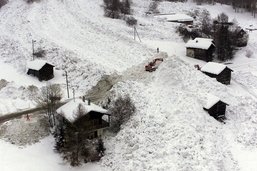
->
[0,0,257,171]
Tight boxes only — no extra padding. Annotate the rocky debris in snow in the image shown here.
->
[0,79,8,91]
[0,114,50,146]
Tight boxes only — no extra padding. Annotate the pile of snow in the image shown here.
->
[0,114,49,146]
[101,57,240,171]
[0,82,36,115]
[0,136,107,171]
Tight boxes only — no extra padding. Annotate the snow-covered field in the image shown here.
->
[1,0,257,171]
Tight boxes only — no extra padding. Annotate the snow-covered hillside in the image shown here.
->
[1,0,257,171]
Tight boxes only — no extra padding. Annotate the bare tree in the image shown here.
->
[200,10,212,36]
[217,12,229,23]
[36,84,62,127]
[148,1,160,14]
[27,85,39,100]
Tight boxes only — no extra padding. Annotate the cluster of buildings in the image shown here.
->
[185,37,233,121]
[26,60,110,139]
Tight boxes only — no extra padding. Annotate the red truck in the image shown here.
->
[145,58,163,72]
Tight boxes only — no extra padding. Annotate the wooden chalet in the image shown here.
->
[27,60,54,81]
[55,98,110,139]
[185,38,215,62]
[201,62,233,85]
[203,95,228,121]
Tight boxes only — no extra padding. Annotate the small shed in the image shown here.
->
[185,38,215,62]
[27,60,54,81]
[201,62,233,85]
[55,98,110,139]
[203,95,228,121]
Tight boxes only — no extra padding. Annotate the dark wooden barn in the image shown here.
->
[27,60,54,81]
[185,38,215,62]
[55,98,110,139]
[203,95,228,121]
[201,62,233,85]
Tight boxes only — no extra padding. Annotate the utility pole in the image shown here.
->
[65,71,70,98]
[133,26,141,42]
[32,40,36,60]
[134,26,136,40]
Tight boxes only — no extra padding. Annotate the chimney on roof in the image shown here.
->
[196,40,198,43]
[88,99,91,105]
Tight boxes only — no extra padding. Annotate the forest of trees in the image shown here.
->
[193,0,257,17]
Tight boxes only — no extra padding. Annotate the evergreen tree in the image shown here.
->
[109,95,136,133]
[96,138,106,156]
[213,13,234,61]
[54,126,65,152]
[103,0,121,18]
[215,25,233,61]
[121,0,131,15]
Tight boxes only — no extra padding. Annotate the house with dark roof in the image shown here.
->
[203,94,228,121]
[27,60,54,81]
[185,38,215,62]
[201,62,233,85]
[55,98,110,139]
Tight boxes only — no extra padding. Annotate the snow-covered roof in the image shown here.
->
[27,60,54,71]
[155,14,193,22]
[203,94,228,110]
[203,94,220,110]
[56,98,108,123]
[185,38,214,50]
[201,62,229,75]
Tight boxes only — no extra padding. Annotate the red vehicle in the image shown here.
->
[145,58,163,72]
